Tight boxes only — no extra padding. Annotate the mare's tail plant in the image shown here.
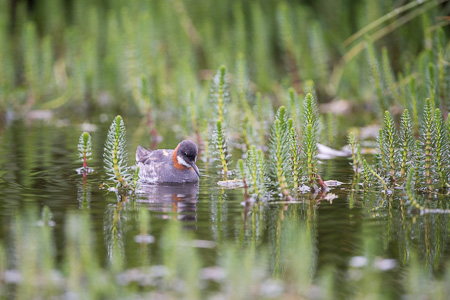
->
[244,145,266,198]
[405,167,424,211]
[300,93,327,190]
[354,99,449,194]
[269,106,291,198]
[409,77,419,136]
[399,109,415,182]
[380,111,398,184]
[257,148,266,195]
[348,132,359,175]
[103,115,135,190]
[365,36,387,114]
[210,65,230,124]
[288,118,301,191]
[420,98,435,192]
[213,120,230,180]
[238,159,249,197]
[78,132,92,173]
[362,159,388,191]
[434,108,449,190]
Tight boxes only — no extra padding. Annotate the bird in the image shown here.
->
[136,140,200,184]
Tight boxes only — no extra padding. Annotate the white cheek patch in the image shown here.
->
[177,156,191,168]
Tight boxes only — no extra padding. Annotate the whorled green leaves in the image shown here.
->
[103,115,134,190]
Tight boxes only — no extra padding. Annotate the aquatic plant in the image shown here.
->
[382,47,399,104]
[210,65,229,124]
[380,111,398,184]
[3,206,450,299]
[399,109,415,181]
[300,93,327,190]
[405,168,424,211]
[288,118,301,191]
[365,36,386,114]
[348,132,359,175]
[212,119,230,179]
[78,132,92,171]
[420,98,436,192]
[237,159,249,197]
[243,145,267,198]
[362,158,388,191]
[288,87,301,128]
[269,106,291,198]
[354,99,449,193]
[433,108,449,190]
[103,115,135,190]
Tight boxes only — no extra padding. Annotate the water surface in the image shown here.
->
[0,120,449,297]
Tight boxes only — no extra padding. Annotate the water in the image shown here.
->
[0,120,449,297]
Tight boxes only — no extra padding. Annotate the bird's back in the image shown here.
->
[136,146,198,184]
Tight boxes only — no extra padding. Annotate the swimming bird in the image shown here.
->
[136,140,200,184]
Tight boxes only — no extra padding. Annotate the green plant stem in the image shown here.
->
[363,159,388,191]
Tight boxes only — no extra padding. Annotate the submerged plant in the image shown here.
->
[103,115,135,190]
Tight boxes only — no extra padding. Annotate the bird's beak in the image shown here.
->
[191,162,200,178]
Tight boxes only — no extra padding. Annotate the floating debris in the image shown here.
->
[349,256,368,268]
[76,166,94,175]
[317,143,351,159]
[323,180,344,187]
[298,185,311,193]
[374,257,397,271]
[217,178,244,188]
[134,234,155,244]
[200,266,226,281]
[324,193,338,203]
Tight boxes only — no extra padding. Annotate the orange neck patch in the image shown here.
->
[172,145,188,170]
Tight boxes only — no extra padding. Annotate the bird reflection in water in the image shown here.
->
[136,183,199,229]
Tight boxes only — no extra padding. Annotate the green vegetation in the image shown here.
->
[352,99,449,193]
[2,206,449,299]
[103,115,137,191]
[0,0,450,298]
[77,132,92,171]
